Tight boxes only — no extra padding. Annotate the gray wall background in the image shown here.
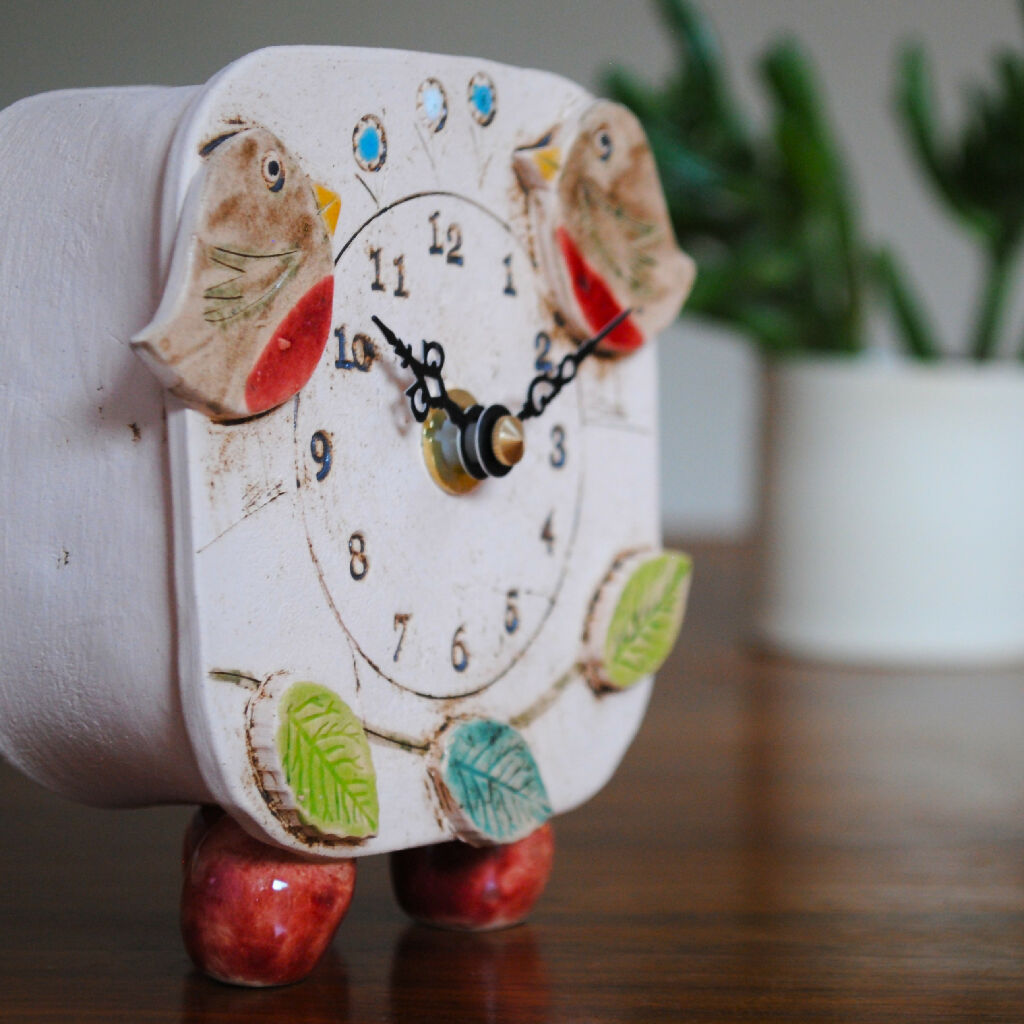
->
[3,0,1019,537]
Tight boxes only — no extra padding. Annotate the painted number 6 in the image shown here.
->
[451,625,469,673]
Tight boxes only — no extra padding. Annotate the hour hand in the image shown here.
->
[372,316,466,427]
[373,315,523,494]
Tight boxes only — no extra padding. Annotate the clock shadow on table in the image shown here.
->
[178,922,550,1024]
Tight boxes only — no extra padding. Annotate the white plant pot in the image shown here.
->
[756,356,1024,666]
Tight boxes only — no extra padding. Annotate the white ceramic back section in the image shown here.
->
[0,49,660,854]
[0,84,210,805]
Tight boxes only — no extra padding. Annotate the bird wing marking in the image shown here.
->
[202,246,301,324]
[577,179,663,297]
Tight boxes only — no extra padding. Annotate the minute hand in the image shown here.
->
[517,309,633,422]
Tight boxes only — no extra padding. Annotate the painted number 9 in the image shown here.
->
[311,431,332,481]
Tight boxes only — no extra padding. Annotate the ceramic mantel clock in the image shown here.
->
[0,46,694,986]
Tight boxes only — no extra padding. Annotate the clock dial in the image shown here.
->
[294,192,582,698]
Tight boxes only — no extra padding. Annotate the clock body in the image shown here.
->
[0,47,691,855]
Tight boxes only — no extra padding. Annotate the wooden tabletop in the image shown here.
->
[3,543,1024,1022]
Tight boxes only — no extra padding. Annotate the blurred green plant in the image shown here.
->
[607,0,1024,361]
[604,0,869,356]
[882,0,1024,360]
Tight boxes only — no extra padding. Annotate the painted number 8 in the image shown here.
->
[349,532,369,580]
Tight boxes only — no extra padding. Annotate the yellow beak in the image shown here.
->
[530,146,562,183]
[314,183,341,235]
[513,142,563,192]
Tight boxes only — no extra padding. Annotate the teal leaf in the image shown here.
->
[276,682,378,839]
[604,552,692,689]
[441,720,551,843]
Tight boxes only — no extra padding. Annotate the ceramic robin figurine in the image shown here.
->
[514,100,694,354]
[133,124,339,420]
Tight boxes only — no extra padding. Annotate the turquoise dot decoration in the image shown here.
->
[467,72,497,127]
[418,77,448,133]
[353,114,386,172]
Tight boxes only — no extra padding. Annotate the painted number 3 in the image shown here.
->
[549,425,566,469]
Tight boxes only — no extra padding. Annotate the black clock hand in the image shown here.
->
[517,308,632,421]
[372,315,469,429]
[374,309,631,490]
[375,314,523,486]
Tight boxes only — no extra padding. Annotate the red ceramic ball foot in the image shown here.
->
[389,823,555,931]
[180,809,357,987]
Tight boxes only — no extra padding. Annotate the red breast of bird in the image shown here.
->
[515,101,694,354]
[133,125,339,421]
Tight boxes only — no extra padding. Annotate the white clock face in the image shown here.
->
[294,193,582,698]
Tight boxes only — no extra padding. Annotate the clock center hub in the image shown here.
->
[421,389,526,496]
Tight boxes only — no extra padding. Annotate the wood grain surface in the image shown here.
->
[2,543,1024,1022]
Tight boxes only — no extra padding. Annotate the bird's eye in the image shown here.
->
[261,151,285,192]
[595,128,613,162]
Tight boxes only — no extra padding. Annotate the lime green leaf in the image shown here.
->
[604,552,692,689]
[277,682,378,839]
[441,719,551,843]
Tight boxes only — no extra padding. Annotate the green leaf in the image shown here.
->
[872,247,941,360]
[895,44,989,235]
[604,552,692,689]
[441,719,551,843]
[276,682,378,839]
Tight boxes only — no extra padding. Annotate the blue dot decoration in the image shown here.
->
[353,114,386,172]
[417,77,448,133]
[468,72,497,127]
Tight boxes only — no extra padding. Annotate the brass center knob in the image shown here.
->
[492,415,525,468]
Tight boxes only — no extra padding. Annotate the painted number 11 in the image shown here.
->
[369,248,409,297]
